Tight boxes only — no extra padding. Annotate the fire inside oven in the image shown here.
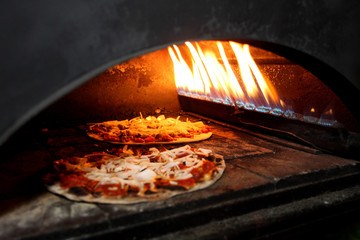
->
[1,40,360,239]
[42,40,359,156]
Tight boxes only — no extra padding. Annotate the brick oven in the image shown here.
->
[1,0,360,239]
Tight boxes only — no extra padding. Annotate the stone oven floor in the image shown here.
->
[0,115,359,239]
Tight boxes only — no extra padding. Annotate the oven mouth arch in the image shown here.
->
[2,39,360,159]
[1,39,359,151]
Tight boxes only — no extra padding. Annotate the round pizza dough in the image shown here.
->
[46,149,225,204]
[47,159,224,204]
[86,132,212,145]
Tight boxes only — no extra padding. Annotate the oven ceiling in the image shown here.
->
[1,0,360,145]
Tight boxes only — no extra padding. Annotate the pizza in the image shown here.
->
[86,114,212,145]
[44,145,225,204]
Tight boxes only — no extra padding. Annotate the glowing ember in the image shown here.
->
[168,41,282,113]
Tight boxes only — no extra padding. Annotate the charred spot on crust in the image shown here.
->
[207,154,223,163]
[92,192,102,198]
[215,157,223,163]
[68,187,89,196]
[127,188,134,193]
[145,190,155,195]
[127,187,139,194]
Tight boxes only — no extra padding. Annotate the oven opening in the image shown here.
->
[39,40,360,157]
[1,40,360,239]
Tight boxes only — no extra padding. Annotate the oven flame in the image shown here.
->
[168,41,338,127]
[168,41,282,114]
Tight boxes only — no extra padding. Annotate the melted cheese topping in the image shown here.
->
[92,115,206,138]
[83,145,212,195]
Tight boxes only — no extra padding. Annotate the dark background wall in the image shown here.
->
[1,0,360,145]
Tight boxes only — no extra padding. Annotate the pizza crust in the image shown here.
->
[86,132,212,145]
[85,115,212,145]
[47,160,224,204]
[45,150,225,204]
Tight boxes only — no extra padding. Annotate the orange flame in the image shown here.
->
[168,41,281,110]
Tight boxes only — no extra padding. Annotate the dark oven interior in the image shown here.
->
[1,1,360,239]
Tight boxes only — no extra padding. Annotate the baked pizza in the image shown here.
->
[44,145,225,204]
[86,114,212,145]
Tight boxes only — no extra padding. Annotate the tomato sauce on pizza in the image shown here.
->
[86,115,212,145]
[44,145,225,204]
